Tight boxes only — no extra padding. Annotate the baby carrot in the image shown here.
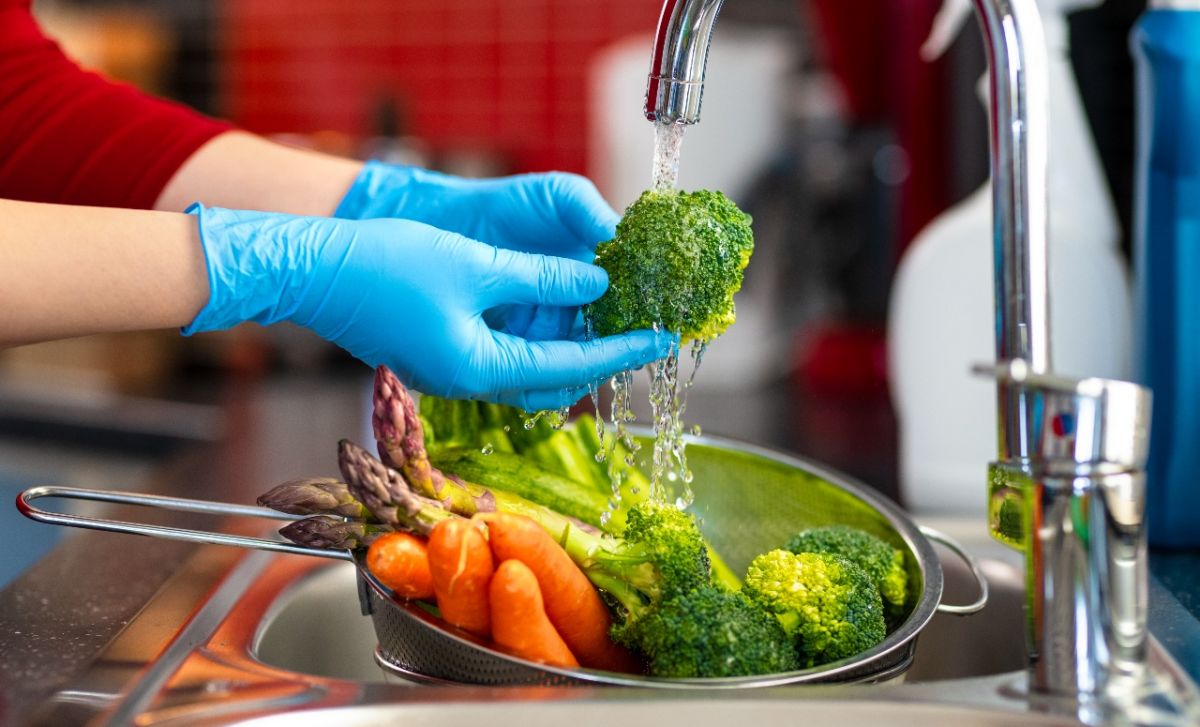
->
[482,512,639,673]
[366,531,435,600]
[426,518,494,637]
[490,559,579,668]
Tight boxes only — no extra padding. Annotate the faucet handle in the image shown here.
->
[973,360,1152,473]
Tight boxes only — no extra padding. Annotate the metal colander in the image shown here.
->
[358,433,986,688]
[17,433,986,689]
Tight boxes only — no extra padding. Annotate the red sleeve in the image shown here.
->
[0,2,234,209]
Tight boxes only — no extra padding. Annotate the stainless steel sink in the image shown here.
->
[28,515,1196,726]
[229,697,1082,727]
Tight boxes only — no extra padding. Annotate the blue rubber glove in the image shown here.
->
[183,204,671,410]
[335,162,618,342]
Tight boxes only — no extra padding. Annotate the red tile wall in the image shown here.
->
[221,0,662,174]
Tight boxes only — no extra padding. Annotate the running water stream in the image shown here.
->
[588,120,708,514]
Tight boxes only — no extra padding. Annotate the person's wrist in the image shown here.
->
[334,160,416,219]
[182,204,316,335]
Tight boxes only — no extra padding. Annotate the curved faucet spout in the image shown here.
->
[644,0,726,124]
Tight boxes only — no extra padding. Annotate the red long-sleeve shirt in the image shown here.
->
[0,0,232,209]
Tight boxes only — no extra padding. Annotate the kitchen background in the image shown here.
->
[0,0,1145,587]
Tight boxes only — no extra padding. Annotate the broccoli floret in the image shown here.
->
[743,549,886,667]
[785,525,908,620]
[580,501,711,614]
[573,502,794,677]
[617,585,799,678]
[585,189,754,344]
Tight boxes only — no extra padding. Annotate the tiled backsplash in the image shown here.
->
[222,0,662,174]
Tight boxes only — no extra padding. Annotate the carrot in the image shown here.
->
[426,518,494,637]
[481,512,639,673]
[366,531,435,600]
[490,559,579,668]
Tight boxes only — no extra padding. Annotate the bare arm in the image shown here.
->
[0,199,208,346]
[153,131,364,216]
[1,132,367,348]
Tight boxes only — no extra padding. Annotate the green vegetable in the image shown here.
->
[427,447,620,530]
[257,477,375,520]
[278,514,393,550]
[743,549,887,667]
[785,525,909,621]
[615,585,798,678]
[588,501,789,677]
[585,189,754,344]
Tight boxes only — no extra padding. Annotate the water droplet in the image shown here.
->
[481,444,494,455]
[691,424,702,437]
[595,451,606,463]
[503,425,510,432]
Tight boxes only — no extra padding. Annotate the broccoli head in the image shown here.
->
[616,585,799,678]
[743,549,886,667]
[785,525,908,620]
[585,189,754,344]
[578,502,798,678]
[581,501,711,616]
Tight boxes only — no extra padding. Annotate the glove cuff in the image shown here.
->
[334,160,415,219]
[182,203,309,336]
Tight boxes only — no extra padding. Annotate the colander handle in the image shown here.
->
[16,485,353,561]
[920,525,990,615]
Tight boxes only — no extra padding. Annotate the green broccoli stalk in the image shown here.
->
[785,525,909,621]
[743,549,887,667]
[585,189,754,344]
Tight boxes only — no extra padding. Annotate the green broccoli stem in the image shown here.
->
[428,447,618,530]
[571,413,651,504]
[475,402,517,453]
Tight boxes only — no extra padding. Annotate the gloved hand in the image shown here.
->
[183,204,671,410]
[335,162,619,341]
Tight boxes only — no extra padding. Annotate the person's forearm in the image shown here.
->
[0,199,209,346]
[154,131,364,216]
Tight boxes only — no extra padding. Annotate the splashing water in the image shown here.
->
[646,337,708,508]
[523,408,570,431]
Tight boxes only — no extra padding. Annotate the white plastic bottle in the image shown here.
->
[888,0,1132,515]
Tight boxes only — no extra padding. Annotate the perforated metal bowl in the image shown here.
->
[357,433,987,688]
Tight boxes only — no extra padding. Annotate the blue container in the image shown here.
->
[1132,4,1200,548]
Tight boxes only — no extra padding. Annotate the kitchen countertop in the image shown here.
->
[1,373,1197,726]
[0,375,365,727]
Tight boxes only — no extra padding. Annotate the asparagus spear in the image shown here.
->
[372,366,466,504]
[337,439,455,536]
[279,515,393,550]
[257,478,374,520]
[371,366,599,534]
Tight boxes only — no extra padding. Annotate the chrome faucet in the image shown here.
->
[645,0,1160,714]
